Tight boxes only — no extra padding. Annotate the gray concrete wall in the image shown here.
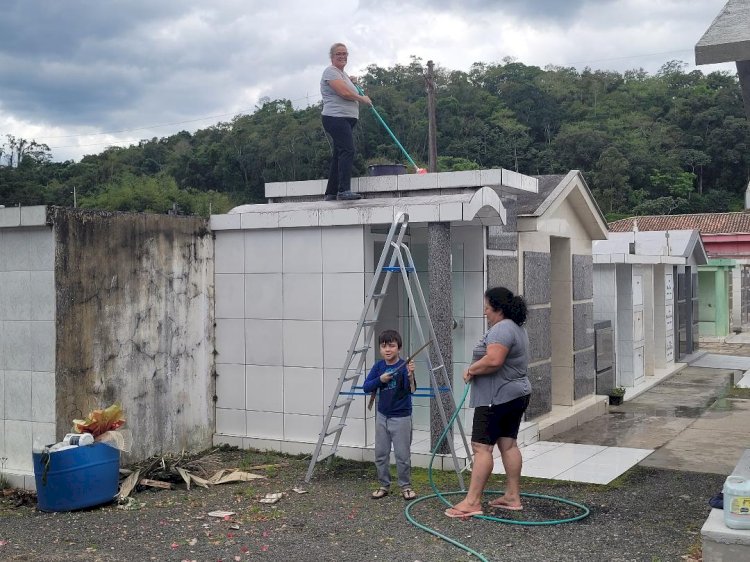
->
[52,208,214,461]
[524,251,553,418]
[573,254,596,398]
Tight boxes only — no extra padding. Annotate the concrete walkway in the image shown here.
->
[549,363,748,476]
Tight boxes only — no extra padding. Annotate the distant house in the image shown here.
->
[610,213,750,335]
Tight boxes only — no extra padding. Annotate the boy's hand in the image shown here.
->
[407,360,415,374]
[380,373,393,384]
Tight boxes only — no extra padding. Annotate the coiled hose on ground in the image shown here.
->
[403,385,591,561]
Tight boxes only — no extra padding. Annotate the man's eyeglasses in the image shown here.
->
[334,52,348,56]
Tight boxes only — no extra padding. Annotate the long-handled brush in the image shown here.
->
[356,84,427,174]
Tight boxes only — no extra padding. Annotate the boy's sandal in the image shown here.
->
[401,488,417,500]
[371,487,389,499]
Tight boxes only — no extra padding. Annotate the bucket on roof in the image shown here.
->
[368,163,406,176]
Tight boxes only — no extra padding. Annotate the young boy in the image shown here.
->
[362,329,417,500]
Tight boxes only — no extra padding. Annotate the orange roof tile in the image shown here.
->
[609,212,750,234]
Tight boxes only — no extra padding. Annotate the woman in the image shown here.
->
[320,42,372,201]
[445,286,532,518]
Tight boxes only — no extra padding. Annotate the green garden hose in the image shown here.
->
[404,385,590,561]
[354,84,425,173]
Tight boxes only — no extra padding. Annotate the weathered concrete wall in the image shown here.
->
[52,208,214,461]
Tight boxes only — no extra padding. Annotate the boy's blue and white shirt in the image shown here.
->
[362,358,412,418]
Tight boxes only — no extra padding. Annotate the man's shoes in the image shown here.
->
[324,194,337,201]
[337,191,362,201]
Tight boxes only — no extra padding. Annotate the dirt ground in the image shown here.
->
[4,343,747,561]
[0,446,723,561]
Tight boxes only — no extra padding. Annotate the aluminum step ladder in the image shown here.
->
[304,212,471,485]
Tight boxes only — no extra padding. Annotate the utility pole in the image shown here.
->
[426,60,438,173]
[425,59,452,453]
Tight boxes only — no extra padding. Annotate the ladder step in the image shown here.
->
[343,371,362,382]
[334,398,354,409]
[362,320,377,326]
[431,365,445,372]
[371,293,386,300]
[383,266,415,272]
[326,424,345,436]
[353,346,370,354]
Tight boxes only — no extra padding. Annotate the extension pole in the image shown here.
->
[355,84,425,173]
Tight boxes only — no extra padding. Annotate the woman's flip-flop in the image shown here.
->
[489,498,523,511]
[444,506,483,519]
[371,487,389,499]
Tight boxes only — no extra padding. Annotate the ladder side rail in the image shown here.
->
[306,286,386,482]
[392,244,466,489]
[400,242,473,467]
[371,212,409,279]
[306,344,373,481]
[323,343,375,466]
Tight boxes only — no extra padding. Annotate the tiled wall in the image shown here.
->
[214,225,369,449]
[214,223,487,450]
[0,227,56,473]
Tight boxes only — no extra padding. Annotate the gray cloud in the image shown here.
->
[0,1,327,130]
[0,0,733,161]
[358,0,616,23]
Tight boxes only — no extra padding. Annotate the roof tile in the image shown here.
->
[609,212,750,234]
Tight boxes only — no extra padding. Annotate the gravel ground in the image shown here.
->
[0,447,720,562]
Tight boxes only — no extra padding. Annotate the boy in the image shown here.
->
[362,329,417,500]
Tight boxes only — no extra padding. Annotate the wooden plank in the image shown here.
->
[139,478,173,489]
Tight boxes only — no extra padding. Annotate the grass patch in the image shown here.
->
[726,386,750,399]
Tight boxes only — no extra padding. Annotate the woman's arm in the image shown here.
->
[463,343,509,383]
[328,79,372,105]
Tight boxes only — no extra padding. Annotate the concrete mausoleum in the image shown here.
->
[593,230,707,393]
[210,168,609,460]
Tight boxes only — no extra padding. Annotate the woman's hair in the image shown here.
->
[484,287,527,326]
[329,42,347,58]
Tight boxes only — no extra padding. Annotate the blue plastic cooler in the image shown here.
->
[33,442,120,512]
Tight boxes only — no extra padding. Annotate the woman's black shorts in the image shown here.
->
[471,395,531,445]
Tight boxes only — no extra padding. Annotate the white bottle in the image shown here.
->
[62,433,95,447]
[723,475,750,530]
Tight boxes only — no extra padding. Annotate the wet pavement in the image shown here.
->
[550,363,748,475]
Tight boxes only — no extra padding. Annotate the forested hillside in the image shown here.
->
[1,58,748,219]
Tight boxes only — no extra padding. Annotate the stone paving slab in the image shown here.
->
[690,353,750,370]
[550,365,744,475]
[640,399,750,475]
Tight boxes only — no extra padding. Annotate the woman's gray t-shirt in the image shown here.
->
[320,66,359,119]
[469,319,532,408]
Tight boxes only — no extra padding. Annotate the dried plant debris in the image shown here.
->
[119,448,268,497]
[1,488,37,508]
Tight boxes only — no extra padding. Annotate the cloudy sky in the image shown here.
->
[0,0,734,162]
